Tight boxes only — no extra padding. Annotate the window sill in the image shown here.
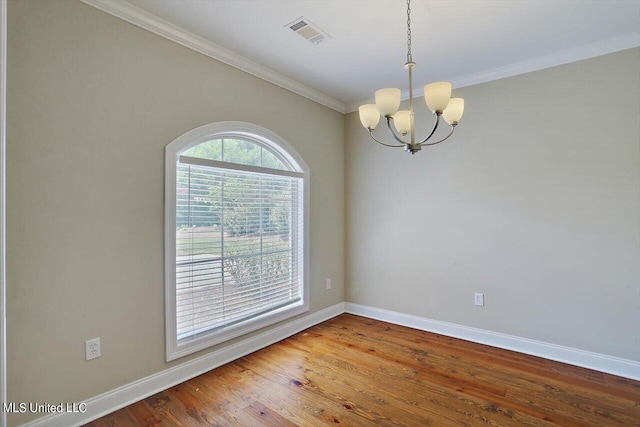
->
[167,299,309,361]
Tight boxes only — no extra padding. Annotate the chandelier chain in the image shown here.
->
[406,0,412,63]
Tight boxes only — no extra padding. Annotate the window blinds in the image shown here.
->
[176,156,304,341]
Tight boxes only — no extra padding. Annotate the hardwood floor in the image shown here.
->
[85,314,640,426]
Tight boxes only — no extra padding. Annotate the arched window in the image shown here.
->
[165,122,309,360]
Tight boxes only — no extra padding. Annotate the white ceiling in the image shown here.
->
[118,0,640,112]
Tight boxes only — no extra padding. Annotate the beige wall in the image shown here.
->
[7,0,344,424]
[346,47,640,362]
[6,0,640,425]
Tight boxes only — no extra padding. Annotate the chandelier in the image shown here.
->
[358,0,465,155]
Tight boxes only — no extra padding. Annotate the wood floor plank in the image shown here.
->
[283,322,575,425]
[84,314,640,427]
[274,347,502,426]
[89,407,148,427]
[172,375,260,426]
[326,315,640,400]
[273,332,559,427]
[311,317,638,425]
[229,358,371,427]
[240,347,424,427]
[243,400,300,427]
[324,316,638,425]
[192,362,337,426]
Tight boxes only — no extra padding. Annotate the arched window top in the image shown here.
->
[181,138,288,171]
[167,121,308,175]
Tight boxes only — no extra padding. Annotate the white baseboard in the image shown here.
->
[20,301,639,426]
[21,302,345,427]
[345,302,640,381]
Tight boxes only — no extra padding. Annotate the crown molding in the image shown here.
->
[346,32,640,113]
[74,1,640,115]
[79,0,347,114]
[450,32,640,91]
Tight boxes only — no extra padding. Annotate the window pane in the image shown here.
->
[223,138,261,166]
[176,164,224,338]
[176,163,303,341]
[182,138,288,171]
[181,139,222,161]
[262,148,287,170]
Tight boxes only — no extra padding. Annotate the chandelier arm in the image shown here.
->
[421,125,456,146]
[385,116,408,145]
[418,113,441,145]
[368,129,405,148]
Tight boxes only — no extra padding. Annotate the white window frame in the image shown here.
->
[165,122,310,361]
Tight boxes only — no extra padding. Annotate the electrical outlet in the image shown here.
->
[326,278,332,290]
[85,338,101,361]
[474,293,484,307]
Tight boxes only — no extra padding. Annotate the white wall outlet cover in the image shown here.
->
[85,337,101,361]
[474,293,484,307]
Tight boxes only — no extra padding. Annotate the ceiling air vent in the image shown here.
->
[286,17,330,44]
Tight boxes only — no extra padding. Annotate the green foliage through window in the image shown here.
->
[181,138,287,170]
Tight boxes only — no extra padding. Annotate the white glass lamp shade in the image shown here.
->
[375,88,401,117]
[442,98,465,125]
[359,104,381,130]
[424,82,452,113]
[393,110,411,134]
